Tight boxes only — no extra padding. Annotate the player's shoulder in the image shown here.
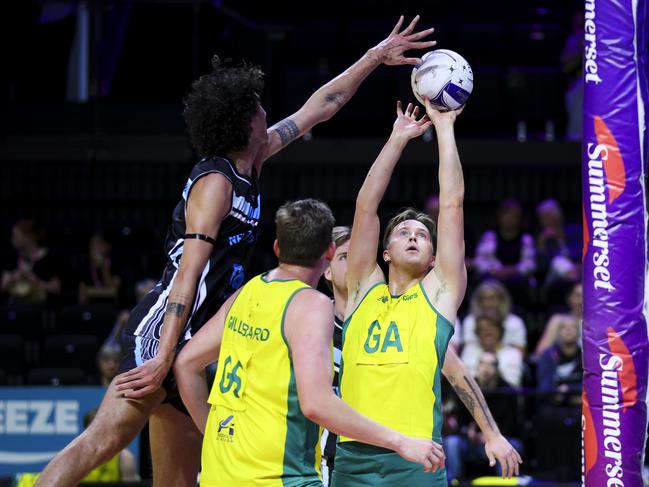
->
[291,288,333,310]
[191,170,234,199]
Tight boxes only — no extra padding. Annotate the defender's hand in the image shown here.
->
[115,356,172,398]
[370,15,436,66]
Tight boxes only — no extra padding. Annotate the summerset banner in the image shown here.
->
[581,0,649,485]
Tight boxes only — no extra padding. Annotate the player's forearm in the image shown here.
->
[304,51,382,123]
[303,392,404,452]
[445,370,500,440]
[157,276,197,362]
[356,134,408,213]
[435,124,464,205]
[175,366,210,434]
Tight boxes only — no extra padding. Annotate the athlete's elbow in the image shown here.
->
[439,191,464,208]
[299,395,327,423]
[355,196,378,216]
[173,351,199,377]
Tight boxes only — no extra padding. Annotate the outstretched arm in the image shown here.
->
[346,102,431,310]
[286,290,444,471]
[442,349,522,478]
[260,15,436,164]
[115,174,231,397]
[422,100,467,320]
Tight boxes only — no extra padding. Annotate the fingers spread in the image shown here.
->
[401,15,421,35]
[390,15,405,36]
[404,57,422,66]
[405,103,414,116]
[408,27,435,41]
[409,40,437,50]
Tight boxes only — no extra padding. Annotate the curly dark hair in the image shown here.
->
[183,56,265,157]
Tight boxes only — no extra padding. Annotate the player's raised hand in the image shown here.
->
[395,435,445,473]
[392,101,432,141]
[370,15,436,66]
[423,96,465,126]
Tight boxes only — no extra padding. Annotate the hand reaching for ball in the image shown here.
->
[392,101,433,141]
[424,97,464,127]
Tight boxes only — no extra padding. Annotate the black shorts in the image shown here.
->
[118,332,190,414]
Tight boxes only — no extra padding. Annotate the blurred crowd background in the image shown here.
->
[1,0,586,483]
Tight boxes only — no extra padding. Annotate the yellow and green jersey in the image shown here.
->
[339,282,453,443]
[82,454,121,482]
[202,274,323,487]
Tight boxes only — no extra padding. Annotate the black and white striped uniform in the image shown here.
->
[322,314,344,479]
[119,157,260,375]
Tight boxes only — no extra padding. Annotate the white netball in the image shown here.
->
[411,49,473,111]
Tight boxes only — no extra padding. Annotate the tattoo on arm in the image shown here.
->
[461,375,496,431]
[166,302,187,318]
[273,119,300,147]
[324,91,347,108]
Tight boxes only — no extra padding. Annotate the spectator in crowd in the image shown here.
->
[473,199,536,305]
[458,279,526,354]
[102,278,157,351]
[95,345,121,388]
[536,315,582,405]
[534,282,582,356]
[1,220,61,304]
[461,311,524,387]
[78,234,121,304]
[535,199,580,305]
[444,351,523,480]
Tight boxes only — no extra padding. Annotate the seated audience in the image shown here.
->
[537,315,582,405]
[459,279,527,354]
[534,283,582,356]
[474,198,536,305]
[78,234,121,304]
[535,199,580,305]
[1,220,61,304]
[461,311,524,387]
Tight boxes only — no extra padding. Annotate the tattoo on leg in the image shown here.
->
[273,119,300,147]
[324,91,346,108]
[166,302,186,318]
[463,375,496,430]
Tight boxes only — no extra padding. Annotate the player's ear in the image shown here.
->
[273,239,280,258]
[324,242,335,262]
[324,265,333,282]
[383,249,391,264]
[429,255,436,271]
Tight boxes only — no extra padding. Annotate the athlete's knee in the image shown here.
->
[81,423,132,462]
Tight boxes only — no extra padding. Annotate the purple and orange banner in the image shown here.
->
[582,0,649,485]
